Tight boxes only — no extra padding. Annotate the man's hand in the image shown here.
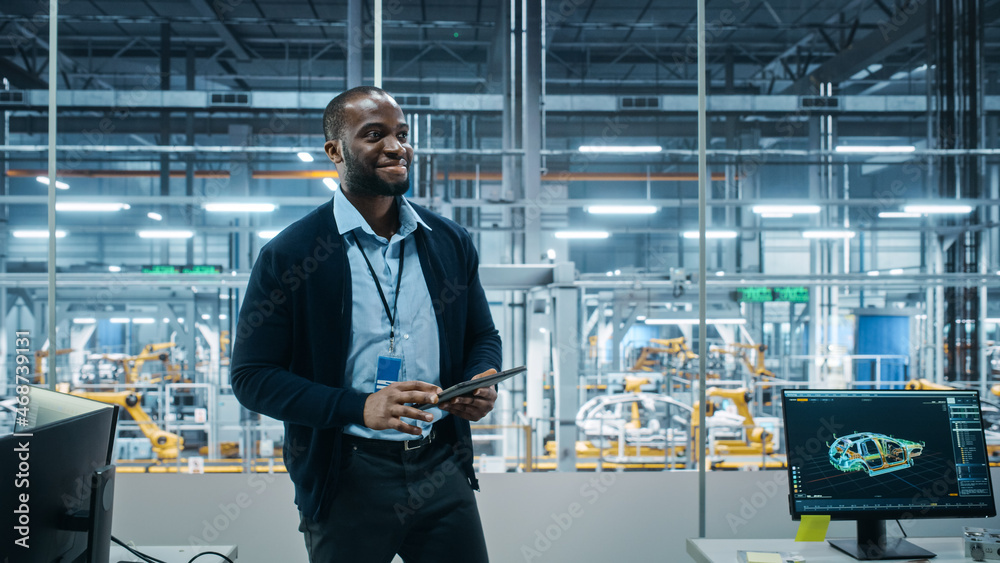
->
[438,369,498,422]
[363,380,442,436]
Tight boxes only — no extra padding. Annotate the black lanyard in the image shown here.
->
[351,232,405,352]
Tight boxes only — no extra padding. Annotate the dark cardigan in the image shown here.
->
[230,198,502,521]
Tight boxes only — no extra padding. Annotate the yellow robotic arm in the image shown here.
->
[905,379,955,391]
[71,390,184,460]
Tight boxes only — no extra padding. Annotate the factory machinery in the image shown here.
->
[532,331,788,471]
[34,318,282,474]
[18,276,994,476]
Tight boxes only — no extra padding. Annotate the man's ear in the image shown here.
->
[324,139,343,164]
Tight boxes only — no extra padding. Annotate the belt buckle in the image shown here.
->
[404,431,433,451]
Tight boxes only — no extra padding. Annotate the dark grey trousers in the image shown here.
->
[298,435,489,563]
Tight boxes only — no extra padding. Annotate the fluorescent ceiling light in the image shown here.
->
[162,318,170,323]
[108,265,121,273]
[203,203,276,212]
[586,205,657,215]
[834,145,916,153]
[12,230,66,238]
[751,205,821,215]
[636,315,647,321]
[219,314,228,320]
[878,211,922,218]
[760,213,793,218]
[578,145,662,153]
[201,314,211,320]
[56,202,131,212]
[297,152,314,162]
[72,318,96,324]
[682,230,738,239]
[644,318,747,325]
[109,318,130,324]
[867,270,880,276]
[138,230,194,239]
[985,318,1000,324]
[323,178,339,191]
[554,231,610,239]
[889,268,904,275]
[903,204,973,214]
[802,230,856,239]
[36,176,69,189]
[132,318,155,324]
[258,230,281,239]
[546,249,556,260]
[147,212,163,221]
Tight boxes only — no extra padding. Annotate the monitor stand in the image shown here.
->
[828,519,936,560]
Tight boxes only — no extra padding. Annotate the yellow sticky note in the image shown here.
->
[745,552,783,563]
[795,514,831,541]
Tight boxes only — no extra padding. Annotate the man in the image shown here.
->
[230,86,500,562]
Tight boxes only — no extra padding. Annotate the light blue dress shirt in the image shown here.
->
[334,188,445,440]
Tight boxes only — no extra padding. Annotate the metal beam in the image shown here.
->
[188,0,250,62]
[781,1,929,95]
[346,0,363,88]
[0,57,47,89]
[11,89,993,114]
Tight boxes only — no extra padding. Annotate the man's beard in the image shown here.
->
[340,145,410,197]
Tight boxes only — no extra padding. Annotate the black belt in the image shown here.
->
[343,429,437,453]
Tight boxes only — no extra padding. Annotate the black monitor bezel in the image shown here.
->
[781,388,997,522]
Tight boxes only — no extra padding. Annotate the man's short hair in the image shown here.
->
[323,86,393,143]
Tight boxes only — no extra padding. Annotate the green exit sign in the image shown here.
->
[737,287,774,302]
[142,265,179,274]
[774,286,809,302]
[142,265,223,274]
[737,286,810,303]
[181,265,223,274]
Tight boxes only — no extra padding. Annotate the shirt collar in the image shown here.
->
[333,188,431,239]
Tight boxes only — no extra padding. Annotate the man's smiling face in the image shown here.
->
[332,92,413,198]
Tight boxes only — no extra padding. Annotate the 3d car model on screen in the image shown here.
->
[828,432,925,476]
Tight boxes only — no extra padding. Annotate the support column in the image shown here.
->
[521,0,542,264]
[525,290,547,470]
[346,0,363,89]
[552,264,579,472]
[159,23,172,263]
[185,46,196,265]
[935,0,983,381]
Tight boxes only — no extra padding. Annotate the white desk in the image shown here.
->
[110,545,238,563]
[687,537,966,563]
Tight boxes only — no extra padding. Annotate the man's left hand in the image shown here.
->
[438,368,497,422]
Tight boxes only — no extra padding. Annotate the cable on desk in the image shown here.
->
[111,535,168,563]
[186,551,235,563]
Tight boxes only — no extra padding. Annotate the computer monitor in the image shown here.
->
[782,389,996,560]
[2,386,119,563]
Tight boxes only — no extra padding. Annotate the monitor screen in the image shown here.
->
[783,389,995,521]
[2,387,118,563]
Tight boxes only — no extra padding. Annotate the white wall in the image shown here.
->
[113,469,1000,563]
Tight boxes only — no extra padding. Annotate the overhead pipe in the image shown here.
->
[7,168,727,181]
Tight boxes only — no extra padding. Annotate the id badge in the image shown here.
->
[374,353,404,392]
